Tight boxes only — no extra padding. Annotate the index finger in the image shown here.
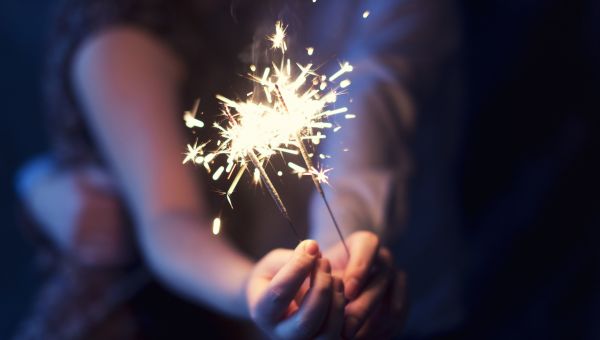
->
[255,240,320,324]
[344,231,379,300]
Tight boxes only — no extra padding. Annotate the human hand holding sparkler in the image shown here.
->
[246,240,346,339]
[323,231,408,339]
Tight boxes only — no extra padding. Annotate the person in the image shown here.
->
[317,0,600,339]
[16,0,410,338]
[23,0,600,338]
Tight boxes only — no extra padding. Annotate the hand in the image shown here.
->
[24,165,131,265]
[324,231,408,339]
[247,240,346,339]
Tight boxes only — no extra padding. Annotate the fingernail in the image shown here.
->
[345,278,359,300]
[344,316,360,338]
[304,240,319,255]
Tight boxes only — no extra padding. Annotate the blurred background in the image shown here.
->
[0,1,55,337]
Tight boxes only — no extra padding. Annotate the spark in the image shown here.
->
[329,61,353,81]
[183,99,204,128]
[183,141,206,164]
[212,217,221,235]
[268,21,287,52]
[288,162,307,174]
[306,47,314,56]
[306,166,332,185]
[212,166,225,181]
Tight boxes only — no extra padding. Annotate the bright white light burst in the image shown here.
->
[183,22,354,205]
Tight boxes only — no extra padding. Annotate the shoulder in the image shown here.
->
[73,26,184,93]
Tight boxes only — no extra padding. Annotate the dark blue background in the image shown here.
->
[0,1,55,337]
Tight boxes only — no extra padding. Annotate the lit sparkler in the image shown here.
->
[183,22,354,253]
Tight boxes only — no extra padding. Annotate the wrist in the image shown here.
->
[239,265,254,320]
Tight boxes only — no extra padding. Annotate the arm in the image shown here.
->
[72,27,344,338]
[16,155,131,266]
[73,26,252,317]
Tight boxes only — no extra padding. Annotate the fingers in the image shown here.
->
[275,259,333,339]
[344,231,380,300]
[354,270,408,339]
[254,240,320,325]
[315,277,345,340]
[343,248,393,339]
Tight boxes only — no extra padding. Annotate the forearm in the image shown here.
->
[141,214,253,318]
[73,28,256,318]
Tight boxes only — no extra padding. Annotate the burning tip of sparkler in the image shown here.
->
[212,217,222,235]
[362,10,370,19]
[306,47,314,56]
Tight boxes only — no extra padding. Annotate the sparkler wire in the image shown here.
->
[247,151,301,242]
[274,85,350,256]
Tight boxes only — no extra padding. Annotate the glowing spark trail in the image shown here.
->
[183,99,204,128]
[212,217,221,235]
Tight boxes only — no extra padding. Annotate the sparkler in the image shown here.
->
[183,21,355,254]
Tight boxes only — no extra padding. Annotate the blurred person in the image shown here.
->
[316,0,600,339]
[15,0,412,338]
